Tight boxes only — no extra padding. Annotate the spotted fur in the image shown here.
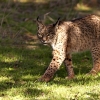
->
[36,15,100,82]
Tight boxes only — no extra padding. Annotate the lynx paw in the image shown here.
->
[38,75,52,82]
[87,70,97,76]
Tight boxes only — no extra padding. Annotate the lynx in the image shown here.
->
[36,15,100,82]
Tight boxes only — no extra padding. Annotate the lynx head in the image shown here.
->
[36,17,60,44]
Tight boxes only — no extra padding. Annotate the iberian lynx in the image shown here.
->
[36,15,100,82]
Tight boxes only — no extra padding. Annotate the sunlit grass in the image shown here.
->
[0,77,10,82]
[75,3,92,11]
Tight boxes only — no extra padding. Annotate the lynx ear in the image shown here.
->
[36,16,44,29]
[53,17,60,27]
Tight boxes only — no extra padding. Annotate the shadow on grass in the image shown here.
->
[24,88,43,97]
[0,45,51,95]
[52,74,100,88]
[56,51,93,78]
[24,87,49,98]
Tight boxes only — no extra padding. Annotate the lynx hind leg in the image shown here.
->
[89,46,100,75]
[64,54,75,79]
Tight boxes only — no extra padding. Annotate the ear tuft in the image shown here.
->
[53,17,60,27]
[37,16,40,22]
[36,16,44,28]
[36,16,42,24]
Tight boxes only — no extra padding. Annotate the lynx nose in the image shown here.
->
[43,37,46,41]
[42,37,47,43]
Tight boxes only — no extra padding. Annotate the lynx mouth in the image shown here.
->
[40,40,48,44]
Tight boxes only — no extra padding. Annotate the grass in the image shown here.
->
[0,0,100,100]
[0,45,100,100]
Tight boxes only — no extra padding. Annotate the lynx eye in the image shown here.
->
[38,33,43,38]
[47,34,50,37]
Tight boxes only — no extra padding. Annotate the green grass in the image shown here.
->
[0,45,100,100]
[0,1,100,100]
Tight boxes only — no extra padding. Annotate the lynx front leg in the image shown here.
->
[89,47,100,75]
[64,54,75,79]
[39,50,65,82]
